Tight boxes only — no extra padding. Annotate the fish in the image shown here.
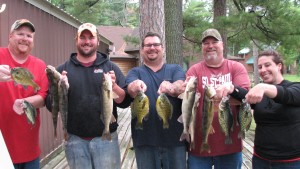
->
[218,96,234,144]
[101,73,118,141]
[10,67,40,93]
[189,92,201,150]
[23,100,37,125]
[178,76,198,143]
[45,65,61,138]
[131,91,149,130]
[200,85,216,153]
[58,75,69,140]
[238,99,252,139]
[156,93,173,129]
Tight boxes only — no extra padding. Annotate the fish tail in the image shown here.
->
[180,132,190,142]
[101,131,112,141]
[135,122,143,130]
[189,141,195,151]
[200,143,211,153]
[163,121,169,129]
[238,131,245,139]
[33,83,40,93]
[225,136,232,144]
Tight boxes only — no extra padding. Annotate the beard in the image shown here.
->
[77,44,97,58]
[206,53,217,60]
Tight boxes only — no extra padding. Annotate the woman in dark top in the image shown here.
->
[216,50,300,169]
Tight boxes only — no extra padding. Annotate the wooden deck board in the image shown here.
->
[42,108,255,169]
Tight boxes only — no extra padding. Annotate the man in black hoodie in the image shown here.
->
[46,23,131,169]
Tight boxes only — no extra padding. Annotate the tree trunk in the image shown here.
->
[213,0,228,58]
[164,0,183,65]
[139,0,165,64]
[252,40,260,85]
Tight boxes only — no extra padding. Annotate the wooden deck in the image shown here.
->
[41,108,254,169]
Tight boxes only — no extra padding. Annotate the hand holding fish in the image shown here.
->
[214,83,234,100]
[108,70,117,88]
[60,70,69,88]
[245,83,267,104]
[13,99,25,115]
[128,80,147,98]
[0,65,11,82]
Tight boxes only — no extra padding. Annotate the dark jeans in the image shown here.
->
[135,145,187,169]
[253,155,300,169]
[13,157,39,169]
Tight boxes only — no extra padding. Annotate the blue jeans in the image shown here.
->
[134,145,187,169]
[253,155,300,169]
[65,132,121,169]
[188,152,242,169]
[13,157,39,169]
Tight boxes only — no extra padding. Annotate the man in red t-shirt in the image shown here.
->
[0,19,48,169]
[186,28,250,169]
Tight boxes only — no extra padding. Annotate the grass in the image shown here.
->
[283,74,300,82]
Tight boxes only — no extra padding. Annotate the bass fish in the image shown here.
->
[131,91,149,130]
[201,85,216,153]
[238,99,252,139]
[46,65,61,138]
[101,73,118,141]
[156,93,173,129]
[218,96,233,144]
[11,67,40,93]
[23,100,37,125]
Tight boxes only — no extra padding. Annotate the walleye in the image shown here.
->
[238,99,252,139]
[58,74,69,140]
[178,76,198,144]
[46,65,61,138]
[131,91,149,130]
[156,93,173,129]
[23,100,37,125]
[101,73,118,141]
[189,92,201,150]
[201,85,216,153]
[218,96,233,144]
[11,67,40,93]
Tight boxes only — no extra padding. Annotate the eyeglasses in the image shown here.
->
[143,43,162,48]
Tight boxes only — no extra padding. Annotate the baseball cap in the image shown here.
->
[10,19,35,32]
[201,28,222,42]
[77,23,98,37]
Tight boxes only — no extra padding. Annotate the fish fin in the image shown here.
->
[200,143,211,153]
[110,115,116,123]
[225,136,232,144]
[180,132,190,142]
[22,85,28,90]
[238,131,245,139]
[135,122,143,130]
[143,113,149,121]
[112,91,119,99]
[209,126,215,134]
[101,132,112,141]
[177,115,183,123]
[169,104,173,119]
[177,93,184,99]
[163,121,169,129]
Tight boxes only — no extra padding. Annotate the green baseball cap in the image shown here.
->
[201,28,222,42]
[10,19,35,32]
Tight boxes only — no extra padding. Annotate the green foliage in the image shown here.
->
[49,0,139,27]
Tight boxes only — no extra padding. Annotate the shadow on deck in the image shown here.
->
[41,108,254,169]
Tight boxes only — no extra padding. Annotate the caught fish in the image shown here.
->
[46,65,61,138]
[58,75,69,140]
[201,85,216,153]
[156,93,173,129]
[189,92,201,150]
[23,100,37,125]
[101,73,118,141]
[238,99,252,139]
[178,76,198,143]
[218,96,233,144]
[131,91,149,130]
[11,67,40,93]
